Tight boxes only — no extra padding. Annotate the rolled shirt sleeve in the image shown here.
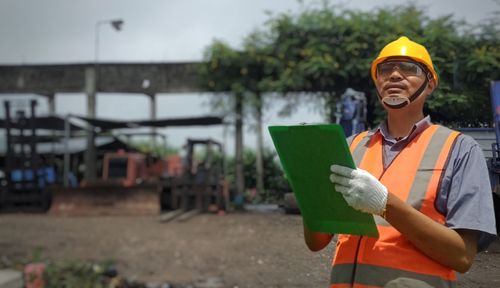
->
[348,129,497,251]
[436,134,498,251]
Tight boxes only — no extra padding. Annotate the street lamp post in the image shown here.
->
[93,19,123,112]
[95,19,123,63]
[84,18,124,180]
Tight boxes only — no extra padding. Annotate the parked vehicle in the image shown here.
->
[49,138,228,217]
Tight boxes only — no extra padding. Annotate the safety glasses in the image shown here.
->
[376,61,425,79]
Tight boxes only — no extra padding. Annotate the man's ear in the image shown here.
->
[427,77,436,92]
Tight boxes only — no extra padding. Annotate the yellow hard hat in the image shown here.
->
[371,36,438,86]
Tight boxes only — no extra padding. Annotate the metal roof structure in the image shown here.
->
[73,115,225,131]
[0,115,84,131]
[0,136,131,156]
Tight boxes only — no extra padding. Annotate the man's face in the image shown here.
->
[374,57,434,108]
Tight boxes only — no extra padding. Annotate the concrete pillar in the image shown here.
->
[148,93,157,148]
[255,93,265,199]
[41,93,57,140]
[46,93,56,115]
[84,66,97,179]
[235,93,245,203]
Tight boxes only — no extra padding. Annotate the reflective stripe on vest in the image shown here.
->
[331,263,456,288]
[331,125,460,288]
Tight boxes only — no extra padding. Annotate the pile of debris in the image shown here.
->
[0,261,229,288]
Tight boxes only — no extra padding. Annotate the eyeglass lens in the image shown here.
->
[377,62,423,78]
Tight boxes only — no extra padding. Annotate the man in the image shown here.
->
[304,36,497,287]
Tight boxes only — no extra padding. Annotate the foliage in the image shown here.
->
[131,140,179,157]
[226,148,291,202]
[43,260,116,288]
[199,2,500,197]
[261,4,436,122]
[200,2,500,127]
[199,35,274,125]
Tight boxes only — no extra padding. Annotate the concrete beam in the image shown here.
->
[0,65,86,94]
[0,62,205,94]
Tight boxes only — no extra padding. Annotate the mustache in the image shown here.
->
[383,83,406,90]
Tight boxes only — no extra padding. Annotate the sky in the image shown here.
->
[0,0,498,155]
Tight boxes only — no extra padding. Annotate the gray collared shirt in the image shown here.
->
[348,116,497,251]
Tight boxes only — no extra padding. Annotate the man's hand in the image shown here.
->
[329,165,388,215]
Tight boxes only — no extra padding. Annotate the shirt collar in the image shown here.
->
[370,115,432,143]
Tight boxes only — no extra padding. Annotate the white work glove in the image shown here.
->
[329,164,388,215]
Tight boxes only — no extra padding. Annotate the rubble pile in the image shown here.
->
[1,258,228,288]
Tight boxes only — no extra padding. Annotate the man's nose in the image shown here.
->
[389,68,403,81]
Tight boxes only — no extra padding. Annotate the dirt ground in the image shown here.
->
[0,210,499,288]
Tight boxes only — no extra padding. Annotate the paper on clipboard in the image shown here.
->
[269,124,378,237]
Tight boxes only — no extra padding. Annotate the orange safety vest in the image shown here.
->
[330,124,460,288]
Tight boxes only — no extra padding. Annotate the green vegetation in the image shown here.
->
[198,2,499,198]
[131,140,179,157]
[225,148,291,202]
[43,260,116,288]
[201,3,499,126]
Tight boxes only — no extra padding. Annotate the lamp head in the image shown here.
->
[111,20,124,31]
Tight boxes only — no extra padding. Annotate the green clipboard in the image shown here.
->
[269,124,378,237]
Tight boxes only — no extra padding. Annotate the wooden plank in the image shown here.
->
[176,209,201,222]
[159,209,185,223]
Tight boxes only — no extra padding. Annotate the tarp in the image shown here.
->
[0,136,131,156]
[36,136,131,155]
[0,116,84,131]
[0,115,224,131]
[73,115,224,131]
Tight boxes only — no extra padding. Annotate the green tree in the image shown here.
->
[200,40,264,199]
[200,33,278,198]
[200,2,500,194]
[132,140,179,157]
[226,148,291,203]
[262,3,499,126]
